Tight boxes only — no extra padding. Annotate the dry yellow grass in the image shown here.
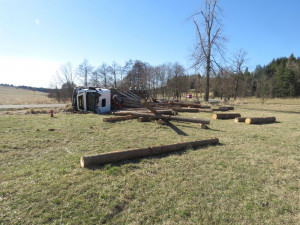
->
[0,86,62,105]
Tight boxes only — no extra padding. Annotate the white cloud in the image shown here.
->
[35,19,40,25]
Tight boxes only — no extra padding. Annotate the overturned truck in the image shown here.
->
[72,87,112,113]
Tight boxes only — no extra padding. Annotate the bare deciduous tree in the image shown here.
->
[77,59,93,86]
[98,63,110,88]
[109,61,119,88]
[190,0,226,101]
[53,62,77,99]
[230,49,247,100]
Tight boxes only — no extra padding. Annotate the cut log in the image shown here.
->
[113,109,175,116]
[221,106,234,110]
[172,108,213,113]
[212,108,229,112]
[172,108,199,112]
[80,138,219,167]
[234,117,246,123]
[245,117,276,124]
[168,101,209,108]
[212,113,241,119]
[103,115,138,122]
[113,112,210,124]
[137,117,153,122]
[140,99,161,116]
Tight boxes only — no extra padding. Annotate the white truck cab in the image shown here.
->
[72,87,111,113]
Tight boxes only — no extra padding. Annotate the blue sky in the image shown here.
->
[0,0,300,87]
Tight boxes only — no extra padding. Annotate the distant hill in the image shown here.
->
[0,86,59,105]
[0,83,50,93]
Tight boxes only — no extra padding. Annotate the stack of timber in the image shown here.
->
[212,113,241,119]
[80,138,219,167]
[245,117,276,124]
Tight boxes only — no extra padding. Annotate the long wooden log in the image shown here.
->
[172,108,213,113]
[80,138,219,167]
[103,115,138,122]
[219,106,234,110]
[234,117,246,123]
[112,109,175,116]
[212,113,241,119]
[113,111,210,124]
[168,101,209,108]
[212,108,229,112]
[141,99,163,117]
[245,117,276,124]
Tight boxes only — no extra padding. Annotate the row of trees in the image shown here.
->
[50,52,300,102]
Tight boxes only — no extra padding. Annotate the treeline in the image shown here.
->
[51,54,300,101]
[0,83,50,93]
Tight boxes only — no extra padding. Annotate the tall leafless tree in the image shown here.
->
[190,0,226,101]
[230,49,247,100]
[77,59,93,86]
[109,61,119,88]
[98,63,110,88]
[54,62,77,99]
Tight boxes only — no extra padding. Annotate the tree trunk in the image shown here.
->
[205,61,210,102]
[212,113,241,119]
[245,117,276,124]
[80,138,219,167]
[234,117,246,123]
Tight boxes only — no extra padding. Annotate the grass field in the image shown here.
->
[0,86,60,105]
[0,100,299,224]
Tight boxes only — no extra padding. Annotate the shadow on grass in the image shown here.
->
[246,121,281,125]
[87,143,222,170]
[165,121,188,136]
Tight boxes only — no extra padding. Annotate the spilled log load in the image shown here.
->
[234,117,246,123]
[80,138,219,167]
[245,117,276,124]
[212,113,241,119]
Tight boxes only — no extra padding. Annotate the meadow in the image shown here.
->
[0,87,60,105]
[0,99,299,224]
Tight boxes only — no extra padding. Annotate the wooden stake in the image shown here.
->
[245,117,276,124]
[80,138,219,167]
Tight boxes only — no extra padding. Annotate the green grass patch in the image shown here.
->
[0,101,299,224]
